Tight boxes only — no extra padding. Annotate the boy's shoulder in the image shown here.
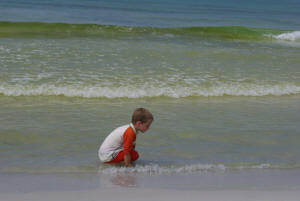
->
[112,124,131,133]
[116,123,137,135]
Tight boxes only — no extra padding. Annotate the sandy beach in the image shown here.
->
[2,188,300,201]
[1,169,300,201]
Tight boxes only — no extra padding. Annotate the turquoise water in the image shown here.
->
[1,0,300,29]
[0,0,300,176]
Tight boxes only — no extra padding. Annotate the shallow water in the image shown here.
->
[1,32,299,98]
[0,95,299,174]
[0,0,299,189]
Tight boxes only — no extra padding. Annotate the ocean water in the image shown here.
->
[1,0,300,29]
[0,0,300,188]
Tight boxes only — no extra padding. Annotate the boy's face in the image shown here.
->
[137,120,152,133]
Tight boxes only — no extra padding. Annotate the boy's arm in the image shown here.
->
[123,128,135,167]
[124,154,133,167]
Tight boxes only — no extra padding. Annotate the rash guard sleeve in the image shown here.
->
[123,127,136,155]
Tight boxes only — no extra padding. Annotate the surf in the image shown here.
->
[0,82,299,98]
[0,21,292,41]
[99,163,300,175]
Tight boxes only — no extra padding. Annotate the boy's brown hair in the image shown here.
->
[131,108,153,124]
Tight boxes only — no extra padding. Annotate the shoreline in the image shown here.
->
[2,188,300,201]
[1,168,300,193]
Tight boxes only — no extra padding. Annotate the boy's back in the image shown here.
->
[99,124,136,162]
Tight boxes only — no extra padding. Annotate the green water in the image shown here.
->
[1,36,299,98]
[0,96,300,173]
[0,22,287,39]
[0,22,300,174]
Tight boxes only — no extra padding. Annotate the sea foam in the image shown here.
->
[100,163,284,175]
[0,83,299,98]
[101,164,226,175]
[271,31,300,41]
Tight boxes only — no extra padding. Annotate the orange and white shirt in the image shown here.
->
[98,123,137,162]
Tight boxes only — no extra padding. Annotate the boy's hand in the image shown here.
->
[126,163,134,167]
[124,153,132,167]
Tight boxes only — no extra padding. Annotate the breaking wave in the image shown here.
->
[271,31,300,41]
[0,21,291,41]
[0,83,299,98]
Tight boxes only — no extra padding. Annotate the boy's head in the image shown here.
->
[131,108,153,133]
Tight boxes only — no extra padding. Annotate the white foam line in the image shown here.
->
[101,164,226,175]
[0,83,299,98]
[100,163,280,175]
[269,31,300,41]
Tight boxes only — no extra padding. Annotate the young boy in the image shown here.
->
[98,108,153,167]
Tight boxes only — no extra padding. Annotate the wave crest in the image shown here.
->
[0,83,299,98]
[271,31,300,41]
[0,21,287,41]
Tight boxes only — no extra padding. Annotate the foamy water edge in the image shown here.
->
[1,163,298,174]
[0,83,299,98]
[100,163,300,175]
